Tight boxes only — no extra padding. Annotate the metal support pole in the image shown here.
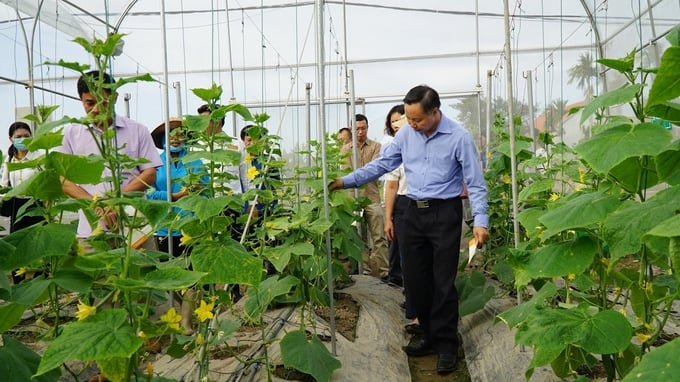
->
[159,0,174,258]
[503,0,523,340]
[305,82,312,169]
[485,70,492,169]
[526,70,537,152]
[348,70,362,276]
[123,93,131,118]
[173,81,182,117]
[315,0,337,356]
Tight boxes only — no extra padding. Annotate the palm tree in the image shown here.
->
[544,99,569,134]
[568,52,597,100]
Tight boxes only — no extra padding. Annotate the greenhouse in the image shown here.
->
[1,1,680,381]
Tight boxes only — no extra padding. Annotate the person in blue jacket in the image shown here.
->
[148,118,208,256]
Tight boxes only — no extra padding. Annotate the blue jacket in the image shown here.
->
[148,150,208,237]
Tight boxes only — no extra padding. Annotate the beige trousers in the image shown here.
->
[361,202,389,278]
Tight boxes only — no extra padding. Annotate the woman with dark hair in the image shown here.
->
[381,104,418,331]
[1,122,43,233]
[384,104,405,138]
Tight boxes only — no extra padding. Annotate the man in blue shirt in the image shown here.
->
[329,85,489,374]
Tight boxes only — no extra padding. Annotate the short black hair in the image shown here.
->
[403,85,441,114]
[240,124,255,141]
[77,70,115,98]
[338,127,351,136]
[197,104,225,127]
[355,113,368,123]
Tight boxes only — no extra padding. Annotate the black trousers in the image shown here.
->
[388,195,408,284]
[398,197,462,354]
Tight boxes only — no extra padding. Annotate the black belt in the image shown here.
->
[408,197,459,209]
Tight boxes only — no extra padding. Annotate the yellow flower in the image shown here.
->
[636,332,651,344]
[502,174,511,184]
[194,300,215,322]
[76,243,86,256]
[601,257,610,266]
[578,168,586,184]
[137,330,146,338]
[92,192,100,202]
[146,362,154,376]
[15,268,27,277]
[265,222,274,229]
[549,193,559,202]
[574,185,584,192]
[244,153,253,163]
[76,301,96,321]
[247,166,260,180]
[160,307,182,330]
[567,273,576,281]
[196,333,204,345]
[180,231,192,246]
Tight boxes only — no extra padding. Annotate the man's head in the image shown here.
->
[403,85,441,136]
[240,125,255,147]
[197,104,224,135]
[77,71,116,126]
[337,127,352,145]
[355,114,368,144]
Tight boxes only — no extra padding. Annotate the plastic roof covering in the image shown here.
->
[0,0,679,150]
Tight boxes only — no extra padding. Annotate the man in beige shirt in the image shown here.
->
[341,114,389,278]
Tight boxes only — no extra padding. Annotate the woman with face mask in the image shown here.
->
[1,122,44,233]
[148,118,208,334]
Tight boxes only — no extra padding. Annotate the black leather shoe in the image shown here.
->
[402,336,435,357]
[437,353,457,374]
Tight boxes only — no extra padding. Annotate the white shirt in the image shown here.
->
[1,150,42,193]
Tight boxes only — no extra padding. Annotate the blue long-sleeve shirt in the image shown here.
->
[148,150,208,236]
[342,113,489,228]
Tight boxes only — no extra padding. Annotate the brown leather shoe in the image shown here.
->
[402,336,435,357]
[437,353,457,374]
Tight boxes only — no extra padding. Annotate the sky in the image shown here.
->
[1,0,678,155]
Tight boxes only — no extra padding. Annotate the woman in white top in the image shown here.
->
[1,122,43,233]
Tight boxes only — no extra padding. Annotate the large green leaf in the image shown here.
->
[646,102,680,125]
[47,151,105,184]
[456,270,495,317]
[524,236,598,280]
[27,131,64,151]
[51,270,94,294]
[646,46,680,110]
[518,179,554,202]
[10,278,51,305]
[5,170,65,201]
[517,208,545,240]
[516,307,631,363]
[539,191,621,239]
[574,122,672,174]
[644,215,680,239]
[280,330,342,382]
[497,282,558,328]
[111,197,170,228]
[262,242,315,272]
[0,303,29,334]
[0,335,61,382]
[191,239,262,285]
[604,185,680,264]
[609,156,660,193]
[580,84,643,125]
[622,338,680,381]
[143,268,207,290]
[656,139,680,185]
[174,195,231,221]
[244,275,298,321]
[36,309,143,376]
[0,224,76,270]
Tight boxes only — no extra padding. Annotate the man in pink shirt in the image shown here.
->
[56,70,162,238]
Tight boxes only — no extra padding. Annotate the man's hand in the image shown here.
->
[384,218,395,241]
[472,226,490,248]
[328,178,344,191]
